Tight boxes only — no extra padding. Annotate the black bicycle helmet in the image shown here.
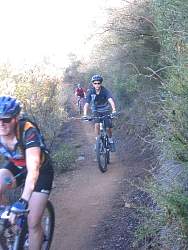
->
[91,75,103,83]
[0,96,21,118]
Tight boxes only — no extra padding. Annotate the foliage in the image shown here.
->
[0,63,71,172]
[51,143,76,173]
[14,77,66,150]
[133,0,188,247]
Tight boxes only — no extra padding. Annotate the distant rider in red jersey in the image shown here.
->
[74,83,86,107]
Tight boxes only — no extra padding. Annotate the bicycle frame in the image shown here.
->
[99,118,110,149]
[0,206,28,250]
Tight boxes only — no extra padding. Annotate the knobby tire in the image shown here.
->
[42,200,55,250]
[107,148,110,164]
[79,103,82,115]
[96,136,108,173]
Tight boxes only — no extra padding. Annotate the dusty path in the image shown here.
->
[50,115,129,250]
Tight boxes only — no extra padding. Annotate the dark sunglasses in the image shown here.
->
[0,117,13,123]
[93,82,101,85]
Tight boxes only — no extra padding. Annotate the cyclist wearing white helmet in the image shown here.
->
[0,96,54,250]
[83,75,117,152]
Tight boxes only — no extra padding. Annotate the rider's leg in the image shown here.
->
[108,128,113,138]
[106,119,116,152]
[94,123,100,137]
[80,97,85,112]
[27,191,48,250]
[0,169,16,204]
[94,123,100,151]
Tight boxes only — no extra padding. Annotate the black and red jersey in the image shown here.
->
[0,121,47,167]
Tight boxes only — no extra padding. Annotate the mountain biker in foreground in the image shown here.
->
[83,74,117,152]
[0,96,54,250]
[74,83,86,106]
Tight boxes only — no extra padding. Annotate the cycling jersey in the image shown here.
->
[86,86,113,113]
[0,120,54,192]
[0,121,47,167]
[75,88,85,97]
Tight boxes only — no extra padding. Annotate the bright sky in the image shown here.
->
[0,0,123,68]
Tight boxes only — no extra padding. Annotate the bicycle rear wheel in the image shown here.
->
[96,136,108,173]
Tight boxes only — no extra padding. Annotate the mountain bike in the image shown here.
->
[0,177,55,250]
[84,113,116,173]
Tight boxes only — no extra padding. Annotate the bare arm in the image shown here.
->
[21,147,41,201]
[108,97,116,112]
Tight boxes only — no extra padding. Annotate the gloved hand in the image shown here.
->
[9,198,28,224]
[11,198,28,214]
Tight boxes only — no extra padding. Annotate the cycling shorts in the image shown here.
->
[4,160,54,195]
[93,111,113,128]
[77,94,84,98]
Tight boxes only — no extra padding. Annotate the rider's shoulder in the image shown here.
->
[101,85,107,90]
[87,87,95,94]
[102,86,111,93]
[100,86,109,94]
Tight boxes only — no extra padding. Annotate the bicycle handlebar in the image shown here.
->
[82,112,120,121]
[0,206,29,219]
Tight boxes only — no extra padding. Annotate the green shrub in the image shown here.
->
[51,144,76,173]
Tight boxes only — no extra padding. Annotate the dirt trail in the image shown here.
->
[50,115,128,250]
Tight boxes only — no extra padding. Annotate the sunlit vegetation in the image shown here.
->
[51,144,76,173]
[0,63,71,170]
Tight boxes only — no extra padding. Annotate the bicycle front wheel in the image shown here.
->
[79,104,82,114]
[41,200,55,250]
[107,148,110,164]
[96,136,108,173]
